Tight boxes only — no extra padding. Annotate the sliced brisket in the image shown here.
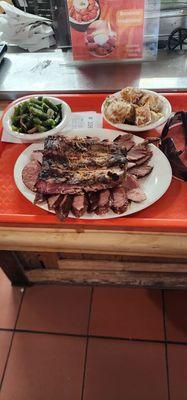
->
[22,160,41,192]
[44,135,126,157]
[27,134,154,220]
[128,164,153,178]
[47,194,61,210]
[95,189,111,215]
[134,152,152,166]
[127,141,151,161]
[113,134,134,151]
[34,192,46,204]
[31,151,43,164]
[36,135,127,195]
[111,187,128,214]
[126,188,146,202]
[124,174,140,191]
[87,191,100,213]
[114,133,133,142]
[54,194,73,220]
[72,194,87,218]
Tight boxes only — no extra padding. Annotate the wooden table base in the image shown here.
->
[1,250,187,289]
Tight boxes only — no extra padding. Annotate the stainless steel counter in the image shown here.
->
[0,48,187,99]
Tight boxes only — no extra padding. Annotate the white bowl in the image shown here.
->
[2,95,71,142]
[101,89,172,132]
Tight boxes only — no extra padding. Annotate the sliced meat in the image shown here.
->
[22,160,41,192]
[124,173,146,202]
[47,195,61,210]
[72,194,87,218]
[128,164,153,178]
[44,135,126,158]
[87,191,100,213]
[124,140,135,151]
[36,167,125,195]
[34,192,46,204]
[114,133,133,142]
[124,174,140,191]
[36,135,127,196]
[111,187,129,214]
[31,151,43,164]
[36,181,82,195]
[84,182,121,192]
[127,142,150,161]
[37,165,126,187]
[127,188,146,202]
[54,194,73,220]
[95,189,110,215]
[113,134,134,151]
[134,152,152,166]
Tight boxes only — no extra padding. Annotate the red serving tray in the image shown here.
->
[0,93,186,233]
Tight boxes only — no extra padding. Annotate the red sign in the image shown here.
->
[67,0,145,60]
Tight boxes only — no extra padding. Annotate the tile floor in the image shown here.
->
[0,268,187,399]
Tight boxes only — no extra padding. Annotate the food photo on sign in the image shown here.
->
[67,0,145,60]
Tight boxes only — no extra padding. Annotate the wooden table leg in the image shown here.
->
[0,250,30,286]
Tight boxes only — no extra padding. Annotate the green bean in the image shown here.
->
[12,125,21,132]
[54,114,61,125]
[13,105,21,117]
[29,98,43,107]
[25,117,34,130]
[43,119,56,128]
[58,105,63,119]
[42,104,49,113]
[11,115,20,126]
[29,107,49,120]
[11,97,62,134]
[43,98,58,112]
[20,102,30,114]
[32,117,43,125]
[36,125,47,133]
[57,104,62,111]
[30,103,43,112]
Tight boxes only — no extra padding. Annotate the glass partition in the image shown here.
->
[6,0,187,55]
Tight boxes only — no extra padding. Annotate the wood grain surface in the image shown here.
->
[26,268,187,289]
[0,227,186,258]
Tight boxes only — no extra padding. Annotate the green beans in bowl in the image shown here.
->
[3,95,71,142]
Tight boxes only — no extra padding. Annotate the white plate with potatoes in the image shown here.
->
[101,88,172,132]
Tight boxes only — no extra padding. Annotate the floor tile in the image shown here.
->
[89,287,164,340]
[83,338,168,400]
[0,269,23,329]
[1,332,86,400]
[17,285,91,334]
[165,291,187,342]
[0,331,12,383]
[167,344,187,400]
